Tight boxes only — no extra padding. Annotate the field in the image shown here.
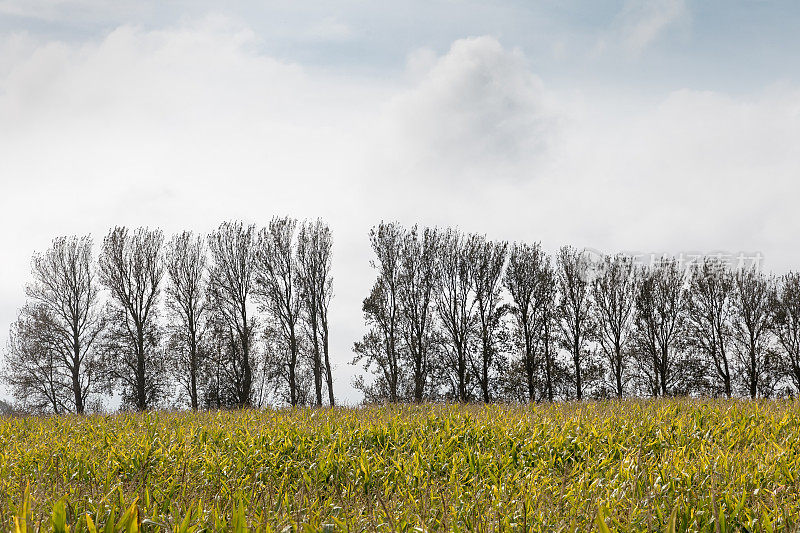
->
[2,401,800,532]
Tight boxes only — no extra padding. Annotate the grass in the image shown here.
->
[1,400,800,532]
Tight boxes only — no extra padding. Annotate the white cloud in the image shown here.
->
[2,19,800,404]
[379,36,558,182]
[624,0,686,52]
[598,0,688,57]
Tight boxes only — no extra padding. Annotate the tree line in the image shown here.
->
[2,218,334,413]
[7,219,800,414]
[353,222,800,403]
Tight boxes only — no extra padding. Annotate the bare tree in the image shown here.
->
[3,303,66,414]
[504,242,551,401]
[633,259,688,397]
[164,231,208,410]
[732,265,776,398]
[541,263,559,402]
[20,236,104,413]
[470,235,507,403]
[771,272,800,393]
[398,225,441,402]
[632,276,660,397]
[297,219,335,406]
[436,229,476,402]
[297,224,323,407]
[556,246,593,400]
[686,258,735,397]
[207,221,257,408]
[99,227,165,411]
[592,254,638,398]
[255,216,304,406]
[353,222,404,402]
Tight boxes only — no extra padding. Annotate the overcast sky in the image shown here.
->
[1,0,800,404]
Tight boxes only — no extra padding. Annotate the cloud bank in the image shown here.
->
[2,17,800,402]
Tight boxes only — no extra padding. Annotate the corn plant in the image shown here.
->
[1,400,799,531]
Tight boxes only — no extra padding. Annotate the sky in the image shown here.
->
[1,0,800,405]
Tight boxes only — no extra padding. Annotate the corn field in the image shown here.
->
[2,400,800,532]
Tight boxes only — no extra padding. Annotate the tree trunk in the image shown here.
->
[544,321,553,402]
[136,325,147,411]
[323,324,334,406]
[573,338,582,401]
[749,339,758,399]
[313,345,323,407]
[482,347,490,403]
[458,345,468,403]
[190,343,198,411]
[414,340,424,403]
[289,324,298,406]
[289,359,297,406]
[72,336,84,414]
[722,355,732,398]
[72,364,84,415]
[525,351,535,402]
[241,308,252,408]
[310,305,323,406]
[523,322,534,402]
[189,320,198,410]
